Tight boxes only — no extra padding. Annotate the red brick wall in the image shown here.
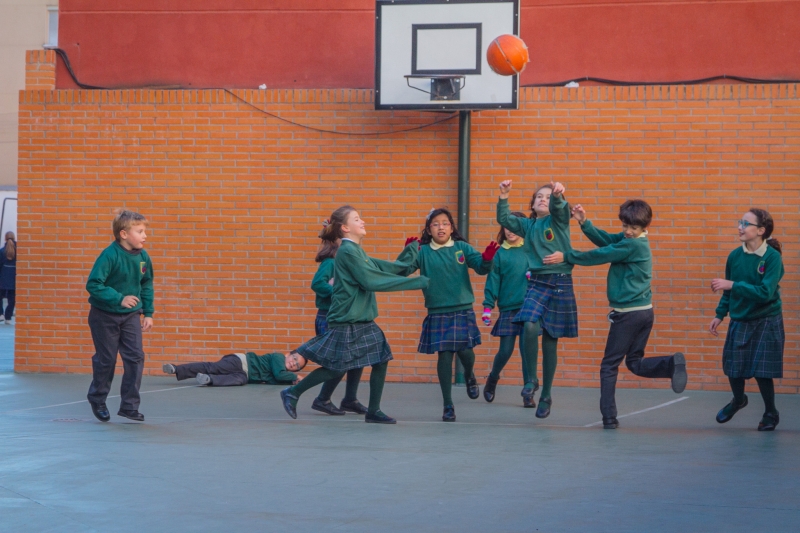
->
[18,55,800,392]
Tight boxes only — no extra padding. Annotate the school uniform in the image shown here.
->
[565,220,676,420]
[399,238,492,354]
[483,241,529,338]
[85,241,154,413]
[716,241,784,379]
[0,243,16,321]
[311,257,334,335]
[497,196,578,338]
[174,352,297,387]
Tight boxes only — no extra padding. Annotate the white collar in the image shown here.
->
[342,238,357,244]
[501,239,525,249]
[429,237,455,250]
[637,230,648,239]
[742,240,768,257]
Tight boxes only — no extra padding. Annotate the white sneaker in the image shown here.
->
[162,363,176,375]
[0,317,5,324]
[196,373,212,386]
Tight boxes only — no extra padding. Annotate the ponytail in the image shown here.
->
[315,206,355,261]
[4,232,15,261]
[315,219,340,262]
[748,208,782,255]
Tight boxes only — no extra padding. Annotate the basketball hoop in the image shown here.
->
[404,74,466,101]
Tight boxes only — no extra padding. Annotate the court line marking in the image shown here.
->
[6,385,199,413]
[584,396,690,427]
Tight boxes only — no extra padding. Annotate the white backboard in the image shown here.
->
[375,0,520,110]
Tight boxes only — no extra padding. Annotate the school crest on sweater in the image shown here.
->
[758,260,766,275]
[544,228,555,242]
[140,262,147,275]
[455,250,465,264]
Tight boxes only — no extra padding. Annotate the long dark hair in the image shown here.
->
[317,206,357,258]
[3,232,15,261]
[749,208,782,255]
[496,212,526,244]
[419,208,466,245]
[314,220,339,262]
[528,184,554,219]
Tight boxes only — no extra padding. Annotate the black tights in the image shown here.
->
[729,377,777,413]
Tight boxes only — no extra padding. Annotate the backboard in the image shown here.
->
[375,0,520,110]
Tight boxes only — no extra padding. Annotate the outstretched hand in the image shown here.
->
[404,236,420,248]
[482,241,500,262]
[543,251,564,265]
[551,180,565,197]
[571,204,586,223]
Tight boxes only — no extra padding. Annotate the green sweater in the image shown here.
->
[483,244,529,312]
[327,239,429,326]
[715,245,783,321]
[311,258,334,311]
[86,241,154,316]
[564,220,652,309]
[398,240,492,314]
[497,196,574,275]
[245,352,297,384]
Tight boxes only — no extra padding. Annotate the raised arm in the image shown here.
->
[564,240,634,267]
[580,219,624,248]
[340,248,429,293]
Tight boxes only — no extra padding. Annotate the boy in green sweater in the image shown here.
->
[544,200,687,429]
[85,210,154,423]
[162,351,307,386]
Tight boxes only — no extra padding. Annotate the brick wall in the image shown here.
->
[25,50,56,91]
[17,54,800,392]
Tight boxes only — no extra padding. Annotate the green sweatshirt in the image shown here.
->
[327,239,429,326]
[483,244,529,311]
[86,241,154,316]
[497,196,574,275]
[245,352,297,384]
[564,220,652,309]
[398,239,492,314]
[311,258,334,311]
[715,244,783,321]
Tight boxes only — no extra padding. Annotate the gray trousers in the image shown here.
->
[600,309,673,419]
[175,354,248,387]
[87,307,145,411]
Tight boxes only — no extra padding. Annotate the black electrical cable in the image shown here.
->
[524,74,800,87]
[53,48,106,90]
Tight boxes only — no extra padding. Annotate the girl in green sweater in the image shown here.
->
[709,208,785,431]
[482,212,540,407]
[280,206,429,424]
[399,208,498,422]
[308,224,368,417]
[496,179,579,419]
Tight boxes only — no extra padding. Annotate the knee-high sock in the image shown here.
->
[755,377,777,413]
[290,368,344,405]
[317,373,345,402]
[457,349,476,381]
[539,330,558,399]
[728,377,746,404]
[344,368,364,402]
[438,351,455,406]
[521,322,540,389]
[368,362,388,415]
[489,336,517,380]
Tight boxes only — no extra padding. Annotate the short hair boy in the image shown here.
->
[162,351,307,386]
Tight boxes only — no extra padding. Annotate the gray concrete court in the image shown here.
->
[1,373,799,533]
[0,322,14,372]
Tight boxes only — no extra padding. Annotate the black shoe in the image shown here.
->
[340,398,368,415]
[716,395,748,423]
[280,388,298,419]
[483,375,499,403]
[536,397,551,419]
[312,397,346,416]
[466,374,480,400]
[365,411,397,424]
[671,352,687,393]
[521,384,536,408]
[442,404,456,422]
[90,402,110,422]
[602,417,619,429]
[117,409,144,422]
[758,411,779,431]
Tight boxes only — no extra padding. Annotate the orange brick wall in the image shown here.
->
[25,50,56,91]
[17,67,800,392]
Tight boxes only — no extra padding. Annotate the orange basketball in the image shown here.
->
[486,34,529,76]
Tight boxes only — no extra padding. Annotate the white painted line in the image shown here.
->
[584,396,690,427]
[7,385,199,413]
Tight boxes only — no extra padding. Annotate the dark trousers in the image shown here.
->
[600,309,672,418]
[0,289,15,320]
[175,354,248,387]
[87,307,145,411]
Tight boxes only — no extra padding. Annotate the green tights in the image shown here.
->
[289,363,389,415]
[437,349,476,406]
[489,324,540,388]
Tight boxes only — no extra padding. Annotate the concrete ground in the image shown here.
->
[1,369,798,533]
[0,321,13,372]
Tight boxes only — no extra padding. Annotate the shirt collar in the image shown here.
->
[742,240,768,257]
[429,237,455,250]
[637,230,648,239]
[501,239,525,249]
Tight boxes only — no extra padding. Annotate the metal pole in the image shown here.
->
[454,110,471,386]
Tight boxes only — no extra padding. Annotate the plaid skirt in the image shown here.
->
[723,314,784,379]
[297,321,392,372]
[418,309,482,354]
[491,309,523,338]
[314,309,329,336]
[513,274,578,339]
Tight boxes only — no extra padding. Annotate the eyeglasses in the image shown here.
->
[737,220,761,229]
[430,222,451,229]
